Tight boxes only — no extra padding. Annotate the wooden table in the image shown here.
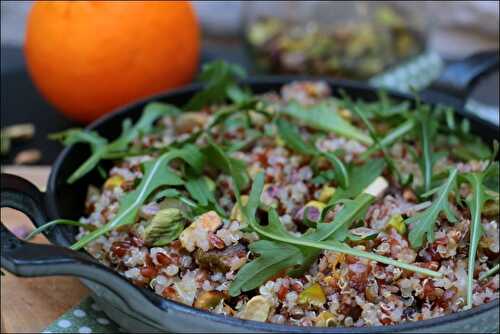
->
[1,166,89,333]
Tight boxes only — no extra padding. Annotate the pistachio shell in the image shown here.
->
[387,214,406,235]
[239,295,272,322]
[315,311,337,327]
[143,208,184,246]
[318,186,336,203]
[104,175,125,190]
[194,291,226,310]
[298,283,326,307]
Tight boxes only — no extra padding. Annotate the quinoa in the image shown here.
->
[76,81,499,328]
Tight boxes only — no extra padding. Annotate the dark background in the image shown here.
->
[1,44,498,165]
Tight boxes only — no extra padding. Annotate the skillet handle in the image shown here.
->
[1,173,124,283]
[0,173,165,328]
[422,50,499,111]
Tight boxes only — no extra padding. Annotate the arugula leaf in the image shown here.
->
[415,105,437,193]
[152,188,182,202]
[52,102,180,183]
[484,161,499,192]
[50,128,107,149]
[70,145,203,250]
[462,172,496,308]
[406,168,459,248]
[228,240,304,296]
[25,219,94,241]
[479,264,499,281]
[360,118,416,159]
[276,118,316,155]
[282,101,373,145]
[50,129,109,183]
[276,118,349,188]
[452,137,492,161]
[349,104,407,185]
[462,141,499,308]
[185,61,246,110]
[340,90,411,120]
[203,136,249,192]
[185,176,213,206]
[328,159,385,203]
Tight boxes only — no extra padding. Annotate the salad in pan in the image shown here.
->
[33,61,499,328]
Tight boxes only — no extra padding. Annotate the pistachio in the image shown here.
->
[104,175,125,190]
[298,283,326,307]
[230,195,249,222]
[238,295,272,322]
[339,108,352,120]
[387,214,406,235]
[194,291,227,310]
[363,176,388,198]
[143,208,184,246]
[315,311,337,327]
[318,186,336,203]
[175,112,209,133]
[179,211,222,252]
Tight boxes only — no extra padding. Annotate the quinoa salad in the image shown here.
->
[43,61,499,328]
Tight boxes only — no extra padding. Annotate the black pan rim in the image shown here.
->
[46,77,500,332]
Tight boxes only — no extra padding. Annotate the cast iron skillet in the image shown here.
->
[1,51,499,333]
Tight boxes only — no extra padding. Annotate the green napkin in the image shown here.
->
[42,297,120,333]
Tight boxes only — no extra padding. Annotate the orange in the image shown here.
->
[25,1,200,123]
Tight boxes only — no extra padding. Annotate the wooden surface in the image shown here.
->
[1,166,89,333]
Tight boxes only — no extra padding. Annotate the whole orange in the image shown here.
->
[25,1,199,123]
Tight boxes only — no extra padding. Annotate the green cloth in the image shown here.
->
[42,297,120,333]
[42,51,496,334]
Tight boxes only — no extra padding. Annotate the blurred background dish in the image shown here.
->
[244,1,427,79]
